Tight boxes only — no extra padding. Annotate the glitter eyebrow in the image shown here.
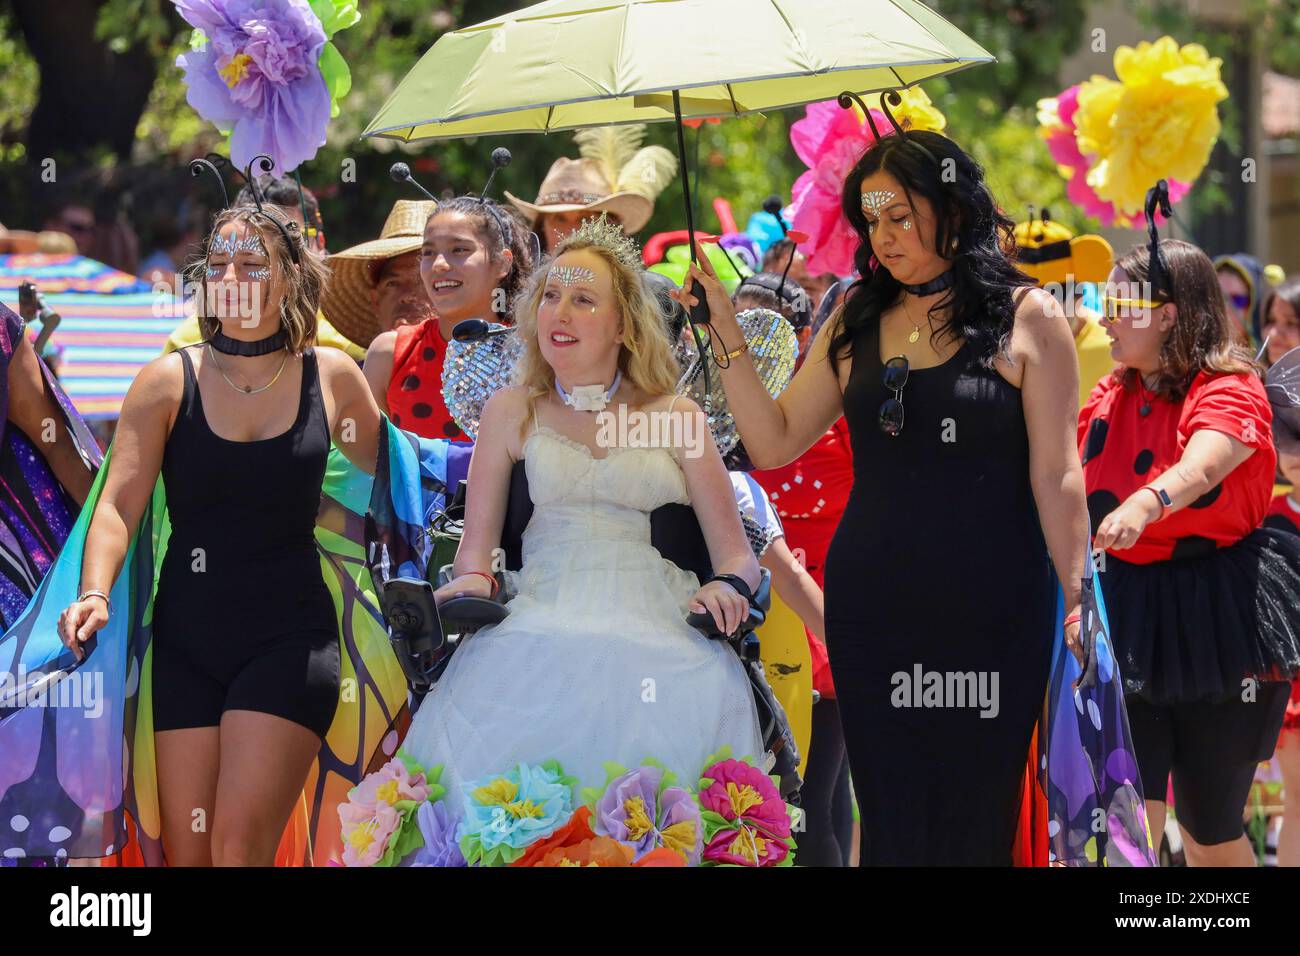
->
[860,190,903,217]
[549,265,598,286]
[210,228,268,257]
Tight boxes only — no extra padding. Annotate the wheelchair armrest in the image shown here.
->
[437,595,509,632]
[686,568,771,644]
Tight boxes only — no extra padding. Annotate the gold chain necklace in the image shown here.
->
[902,296,925,344]
[206,344,289,395]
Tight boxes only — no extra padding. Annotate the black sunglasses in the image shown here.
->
[879,354,909,436]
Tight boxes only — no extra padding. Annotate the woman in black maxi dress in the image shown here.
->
[672,125,1090,865]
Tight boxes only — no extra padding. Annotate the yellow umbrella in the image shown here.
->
[364,0,992,139]
[364,0,993,316]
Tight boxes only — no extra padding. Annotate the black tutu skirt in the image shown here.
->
[1102,527,1300,704]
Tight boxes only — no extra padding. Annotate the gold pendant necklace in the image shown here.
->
[206,344,289,396]
[903,297,923,344]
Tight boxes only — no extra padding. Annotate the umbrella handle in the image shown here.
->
[672,90,711,327]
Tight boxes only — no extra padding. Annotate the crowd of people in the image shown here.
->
[1,107,1299,868]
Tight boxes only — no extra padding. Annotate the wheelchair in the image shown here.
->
[377,458,804,800]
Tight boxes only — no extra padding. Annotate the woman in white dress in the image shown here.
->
[396,217,768,851]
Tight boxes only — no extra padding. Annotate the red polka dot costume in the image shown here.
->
[1078,370,1276,563]
[386,318,466,441]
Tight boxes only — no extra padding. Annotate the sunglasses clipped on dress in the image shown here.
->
[879,354,909,436]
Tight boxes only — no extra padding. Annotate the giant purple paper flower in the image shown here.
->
[173,0,330,174]
[407,800,467,867]
[593,765,702,865]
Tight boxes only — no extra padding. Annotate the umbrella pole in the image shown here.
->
[672,90,710,328]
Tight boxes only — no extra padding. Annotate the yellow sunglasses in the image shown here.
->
[1101,295,1168,322]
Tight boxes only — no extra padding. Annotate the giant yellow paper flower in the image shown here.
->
[893,86,947,134]
[1072,36,1226,220]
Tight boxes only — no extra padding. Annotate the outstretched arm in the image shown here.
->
[7,332,94,505]
[60,355,178,657]
[322,348,384,476]
[670,241,844,469]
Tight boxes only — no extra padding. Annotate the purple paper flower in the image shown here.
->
[407,800,466,867]
[173,0,330,174]
[594,766,702,865]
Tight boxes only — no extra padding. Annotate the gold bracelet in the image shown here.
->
[712,340,750,363]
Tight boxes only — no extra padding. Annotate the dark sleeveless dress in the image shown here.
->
[150,346,340,738]
[823,318,1056,865]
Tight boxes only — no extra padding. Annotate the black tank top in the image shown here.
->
[153,346,335,639]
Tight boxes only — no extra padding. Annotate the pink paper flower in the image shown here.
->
[339,800,400,867]
[697,758,791,866]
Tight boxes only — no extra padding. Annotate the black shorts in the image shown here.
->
[1126,681,1291,845]
[152,632,341,739]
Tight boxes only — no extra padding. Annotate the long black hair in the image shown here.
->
[827,129,1032,372]
[427,195,535,319]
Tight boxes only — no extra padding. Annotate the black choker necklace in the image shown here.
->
[901,271,954,296]
[208,329,288,357]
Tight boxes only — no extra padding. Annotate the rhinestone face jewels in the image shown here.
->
[246,268,272,281]
[549,265,597,287]
[210,227,269,258]
[860,189,899,218]
[901,219,912,231]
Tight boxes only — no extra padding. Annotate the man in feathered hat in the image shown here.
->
[505,125,677,253]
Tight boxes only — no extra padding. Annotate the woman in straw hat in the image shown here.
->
[363,196,534,440]
[505,125,677,254]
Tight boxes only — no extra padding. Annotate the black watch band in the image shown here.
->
[707,573,754,605]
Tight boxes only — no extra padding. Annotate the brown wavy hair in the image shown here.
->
[1113,239,1259,400]
[189,206,328,354]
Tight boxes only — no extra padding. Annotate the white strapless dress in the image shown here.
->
[401,425,764,806]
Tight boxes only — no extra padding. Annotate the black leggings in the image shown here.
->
[797,698,854,866]
[1126,681,1291,845]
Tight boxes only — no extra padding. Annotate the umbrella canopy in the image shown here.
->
[0,254,188,420]
[363,0,993,141]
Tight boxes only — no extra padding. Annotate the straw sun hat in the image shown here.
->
[504,125,676,236]
[320,199,436,347]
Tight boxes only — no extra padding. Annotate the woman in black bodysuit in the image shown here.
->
[672,124,1091,865]
[56,205,383,866]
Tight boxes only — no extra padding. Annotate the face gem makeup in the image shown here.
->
[550,265,597,287]
[860,190,899,218]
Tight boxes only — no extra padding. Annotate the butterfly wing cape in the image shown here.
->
[0,416,446,865]
[1020,552,1157,866]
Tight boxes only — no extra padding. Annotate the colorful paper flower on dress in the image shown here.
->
[339,800,401,867]
[509,806,596,867]
[787,88,947,277]
[696,755,794,867]
[458,761,577,867]
[1037,36,1223,228]
[337,753,442,866]
[172,0,360,174]
[587,763,703,864]
[408,800,466,867]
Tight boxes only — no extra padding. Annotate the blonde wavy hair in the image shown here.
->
[190,206,328,354]
[512,216,682,436]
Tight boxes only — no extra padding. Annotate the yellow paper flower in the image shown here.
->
[893,86,947,134]
[1072,36,1226,220]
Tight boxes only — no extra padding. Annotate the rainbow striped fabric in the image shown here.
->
[0,255,187,420]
